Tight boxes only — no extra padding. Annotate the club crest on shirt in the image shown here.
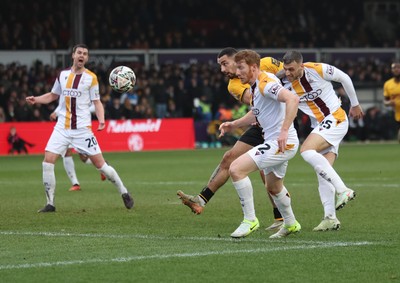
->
[252,108,260,115]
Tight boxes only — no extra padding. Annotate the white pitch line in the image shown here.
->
[0,231,374,246]
[0,241,373,271]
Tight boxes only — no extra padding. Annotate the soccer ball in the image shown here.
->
[109,66,136,93]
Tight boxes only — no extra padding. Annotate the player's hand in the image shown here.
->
[97,122,105,131]
[277,130,288,153]
[218,121,234,138]
[49,112,57,121]
[26,96,36,105]
[349,105,364,120]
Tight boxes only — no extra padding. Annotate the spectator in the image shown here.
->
[152,78,170,118]
[0,106,6,122]
[106,97,123,120]
[7,126,35,154]
[364,106,383,140]
[120,97,135,119]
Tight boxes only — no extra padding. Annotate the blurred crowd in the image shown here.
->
[1,0,399,50]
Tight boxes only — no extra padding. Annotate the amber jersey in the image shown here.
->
[383,77,400,122]
[281,62,349,128]
[51,68,100,130]
[228,57,283,102]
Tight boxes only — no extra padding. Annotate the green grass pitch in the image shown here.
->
[0,143,399,282]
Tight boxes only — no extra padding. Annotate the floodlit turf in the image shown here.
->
[0,143,399,282]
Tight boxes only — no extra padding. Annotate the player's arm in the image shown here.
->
[383,82,396,107]
[50,102,62,121]
[326,64,364,119]
[276,88,299,152]
[228,79,251,105]
[241,88,252,105]
[93,100,106,131]
[26,92,58,105]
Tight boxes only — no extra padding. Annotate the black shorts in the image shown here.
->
[238,125,264,147]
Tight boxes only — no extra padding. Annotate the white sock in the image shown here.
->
[317,174,336,219]
[301,150,347,194]
[232,176,256,221]
[99,163,128,194]
[42,162,56,206]
[84,158,92,165]
[63,156,79,185]
[270,187,296,226]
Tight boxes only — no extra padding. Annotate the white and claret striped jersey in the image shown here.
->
[383,78,400,122]
[281,62,357,128]
[51,68,100,130]
[251,71,297,141]
[228,57,283,102]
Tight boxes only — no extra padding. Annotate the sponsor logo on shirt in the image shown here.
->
[62,90,82,97]
[299,89,322,102]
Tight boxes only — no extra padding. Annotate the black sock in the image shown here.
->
[273,207,283,220]
[199,187,214,204]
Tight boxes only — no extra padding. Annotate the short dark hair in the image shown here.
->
[282,50,303,64]
[72,43,89,54]
[218,47,238,59]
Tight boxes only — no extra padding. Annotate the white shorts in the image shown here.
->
[45,127,102,157]
[247,138,299,179]
[312,113,348,155]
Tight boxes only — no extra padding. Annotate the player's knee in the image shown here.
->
[220,149,236,169]
[300,149,317,162]
[229,160,243,180]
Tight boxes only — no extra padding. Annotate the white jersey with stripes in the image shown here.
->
[51,68,100,130]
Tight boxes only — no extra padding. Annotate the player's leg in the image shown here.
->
[259,171,283,231]
[39,151,60,212]
[268,176,301,239]
[312,175,341,231]
[63,148,81,191]
[177,139,254,214]
[301,124,356,209]
[229,151,260,238]
[78,153,107,181]
[177,126,262,214]
[313,151,341,230]
[73,128,134,209]
[38,128,68,212]
[261,154,301,239]
[89,153,133,209]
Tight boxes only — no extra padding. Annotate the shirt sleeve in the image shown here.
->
[90,75,100,101]
[322,63,360,107]
[228,79,248,102]
[262,80,285,101]
[51,77,62,95]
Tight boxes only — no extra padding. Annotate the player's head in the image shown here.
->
[391,60,400,79]
[282,50,304,82]
[217,47,238,79]
[233,50,260,85]
[71,43,89,69]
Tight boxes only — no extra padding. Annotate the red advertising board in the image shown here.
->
[0,118,195,155]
